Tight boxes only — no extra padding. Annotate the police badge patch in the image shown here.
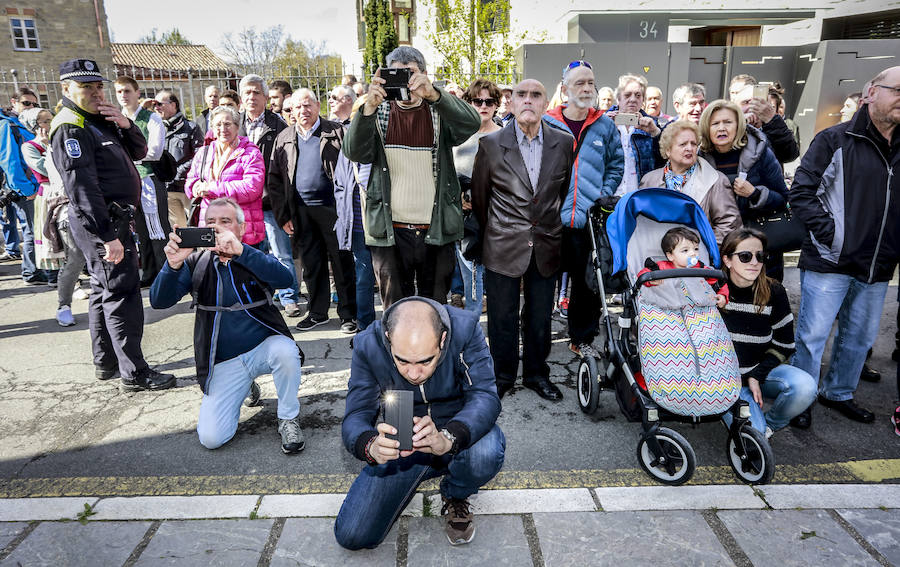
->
[64,138,82,158]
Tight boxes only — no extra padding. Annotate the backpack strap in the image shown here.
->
[187,251,212,309]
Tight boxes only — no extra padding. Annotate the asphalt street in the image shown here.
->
[0,257,898,497]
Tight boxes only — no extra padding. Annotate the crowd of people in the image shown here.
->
[0,48,898,550]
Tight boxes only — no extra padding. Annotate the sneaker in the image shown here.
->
[47,280,58,289]
[23,273,48,285]
[95,366,120,381]
[558,297,569,319]
[441,496,475,545]
[283,302,302,318]
[277,416,305,454]
[56,305,75,327]
[296,314,328,331]
[120,367,176,392]
[765,426,774,439]
[72,287,90,300]
[892,406,900,437]
[340,318,358,334]
[0,251,19,262]
[244,380,261,407]
[569,342,595,357]
[449,293,465,309]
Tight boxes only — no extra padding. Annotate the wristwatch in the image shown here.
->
[439,428,458,454]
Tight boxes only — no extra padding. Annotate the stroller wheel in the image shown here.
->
[636,427,696,486]
[577,357,601,414]
[727,424,775,485]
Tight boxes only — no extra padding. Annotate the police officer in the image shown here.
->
[50,59,175,391]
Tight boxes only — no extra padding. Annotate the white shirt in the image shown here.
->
[614,125,639,196]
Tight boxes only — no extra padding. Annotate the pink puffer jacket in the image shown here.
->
[185,136,266,245]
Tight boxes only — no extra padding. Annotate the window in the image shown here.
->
[10,17,40,51]
[393,0,412,8]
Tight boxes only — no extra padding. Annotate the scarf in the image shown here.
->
[663,162,697,193]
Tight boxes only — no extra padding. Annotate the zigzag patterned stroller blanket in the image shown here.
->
[637,276,741,417]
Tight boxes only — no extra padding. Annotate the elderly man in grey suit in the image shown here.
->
[471,79,574,401]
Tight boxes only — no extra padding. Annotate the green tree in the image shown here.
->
[422,0,540,86]
[138,27,192,45]
[363,0,399,76]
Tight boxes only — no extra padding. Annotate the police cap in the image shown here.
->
[59,59,109,83]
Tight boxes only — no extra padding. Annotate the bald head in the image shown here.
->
[867,66,900,132]
[512,79,548,128]
[384,300,446,385]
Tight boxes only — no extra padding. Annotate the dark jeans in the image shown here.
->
[2,202,20,254]
[297,205,356,320]
[334,425,505,550]
[135,176,171,286]
[4,198,39,279]
[370,227,455,310]
[562,227,600,346]
[351,230,376,329]
[484,255,557,386]
[68,209,148,379]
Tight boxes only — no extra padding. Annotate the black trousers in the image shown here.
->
[297,205,356,320]
[134,175,171,286]
[562,227,600,346]
[68,208,148,379]
[370,227,455,310]
[484,255,557,386]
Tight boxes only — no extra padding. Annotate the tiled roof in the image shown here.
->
[111,43,232,72]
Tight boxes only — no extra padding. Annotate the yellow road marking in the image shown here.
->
[1,459,896,498]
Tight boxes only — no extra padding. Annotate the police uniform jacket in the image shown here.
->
[50,98,147,243]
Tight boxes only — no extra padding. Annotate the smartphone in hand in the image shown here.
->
[175,227,216,248]
[383,389,414,451]
[614,113,640,127]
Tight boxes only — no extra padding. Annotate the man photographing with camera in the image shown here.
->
[149,197,306,454]
[334,297,504,549]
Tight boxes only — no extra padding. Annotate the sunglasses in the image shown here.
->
[563,60,592,76]
[730,251,767,264]
[471,98,496,107]
[19,100,36,108]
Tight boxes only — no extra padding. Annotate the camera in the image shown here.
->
[379,67,412,101]
[0,186,23,208]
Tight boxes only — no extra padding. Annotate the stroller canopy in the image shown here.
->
[607,188,722,274]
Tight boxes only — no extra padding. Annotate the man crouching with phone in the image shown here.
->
[149,197,306,454]
[335,297,504,549]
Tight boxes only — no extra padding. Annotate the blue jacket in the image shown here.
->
[606,106,664,187]
[341,297,501,463]
[701,125,788,220]
[544,106,624,229]
[0,109,39,197]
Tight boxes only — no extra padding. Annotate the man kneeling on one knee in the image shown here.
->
[334,297,505,549]
[150,197,305,453]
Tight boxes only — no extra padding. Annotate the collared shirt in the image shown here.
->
[244,112,266,146]
[514,120,543,189]
[296,117,320,142]
[614,125,638,196]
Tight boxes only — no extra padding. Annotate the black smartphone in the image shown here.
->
[383,389,413,452]
[175,227,216,248]
[379,67,412,101]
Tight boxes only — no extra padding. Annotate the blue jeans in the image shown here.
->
[4,198,38,278]
[262,210,300,306]
[334,424,505,550]
[351,230,376,329]
[792,270,889,401]
[450,256,464,296]
[197,335,302,449]
[456,244,484,314]
[2,202,20,254]
[722,365,818,433]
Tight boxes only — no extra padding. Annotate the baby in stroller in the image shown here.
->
[637,227,729,308]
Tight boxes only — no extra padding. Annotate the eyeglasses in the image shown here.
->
[730,251,766,264]
[471,98,496,107]
[873,84,900,95]
[19,100,36,108]
[563,60,592,76]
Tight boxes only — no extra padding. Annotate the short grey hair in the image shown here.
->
[615,74,648,99]
[209,105,241,127]
[207,197,245,224]
[672,83,706,106]
[239,74,266,94]
[293,88,319,103]
[562,62,595,87]
[331,84,357,103]
[386,46,426,73]
[205,85,220,95]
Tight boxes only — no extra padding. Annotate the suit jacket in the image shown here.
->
[268,119,345,256]
[239,109,287,210]
[472,121,574,278]
[196,108,210,137]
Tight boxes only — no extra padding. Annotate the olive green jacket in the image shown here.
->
[342,87,480,247]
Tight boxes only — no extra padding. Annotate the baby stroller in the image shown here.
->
[576,188,775,486]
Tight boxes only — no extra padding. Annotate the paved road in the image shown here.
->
[0,258,898,498]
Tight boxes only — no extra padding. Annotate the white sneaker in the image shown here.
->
[72,288,90,300]
[56,306,75,327]
[765,426,774,439]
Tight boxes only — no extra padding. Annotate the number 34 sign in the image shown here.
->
[631,14,668,42]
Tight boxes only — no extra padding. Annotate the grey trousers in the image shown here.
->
[57,224,86,308]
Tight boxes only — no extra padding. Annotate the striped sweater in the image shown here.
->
[719,281,795,386]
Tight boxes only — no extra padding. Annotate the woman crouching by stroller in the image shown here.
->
[719,227,816,437]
